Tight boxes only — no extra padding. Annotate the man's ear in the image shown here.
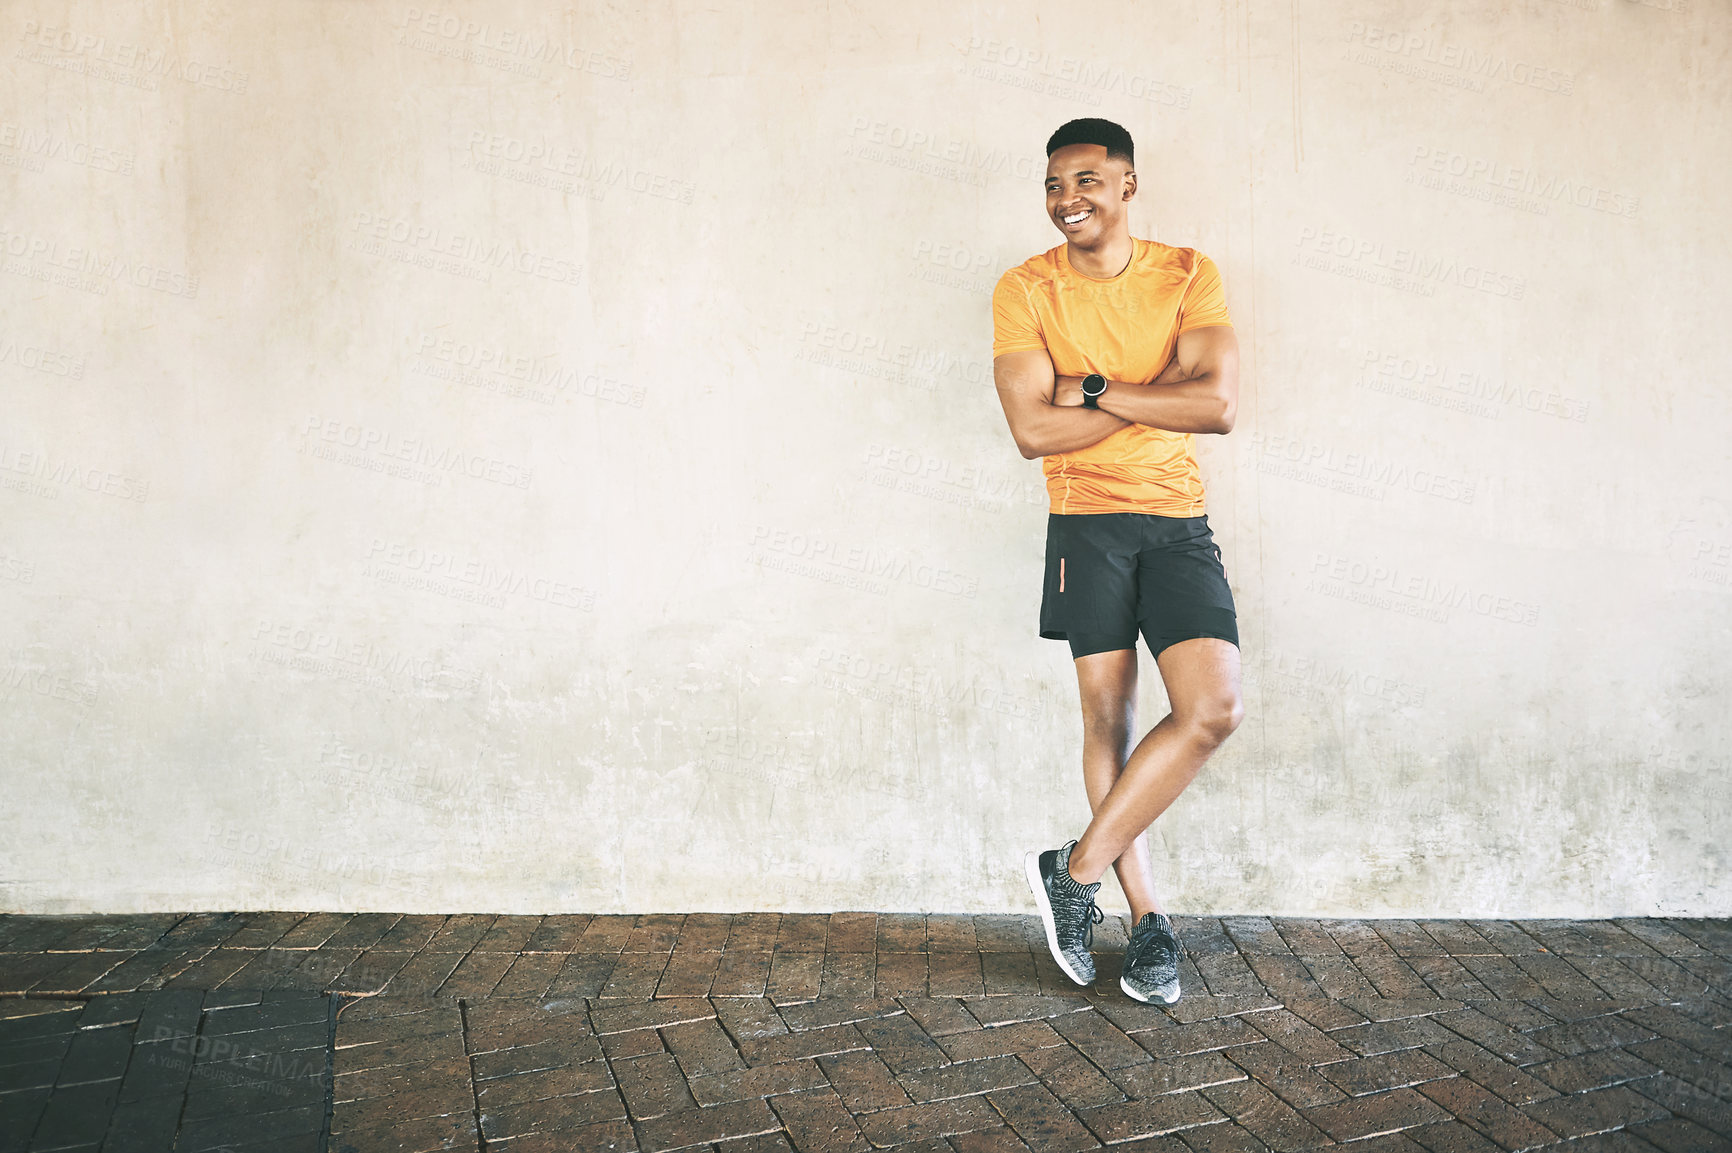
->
[1122,171,1137,200]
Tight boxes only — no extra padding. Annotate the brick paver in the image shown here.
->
[0,912,1726,1149]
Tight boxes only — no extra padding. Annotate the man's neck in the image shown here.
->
[1066,233,1135,280]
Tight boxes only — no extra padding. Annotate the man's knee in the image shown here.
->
[1181,694,1243,746]
[1079,695,1133,747]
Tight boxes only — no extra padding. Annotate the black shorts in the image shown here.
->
[1040,512,1239,660]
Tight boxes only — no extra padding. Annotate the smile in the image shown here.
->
[1061,209,1092,226]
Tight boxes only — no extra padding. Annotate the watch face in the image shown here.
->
[1083,374,1106,395]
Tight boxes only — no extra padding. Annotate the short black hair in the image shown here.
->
[1045,118,1134,167]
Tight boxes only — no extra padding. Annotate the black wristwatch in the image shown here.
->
[1081,373,1107,409]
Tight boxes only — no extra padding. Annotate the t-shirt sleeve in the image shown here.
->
[991,272,1046,357]
[1177,253,1233,333]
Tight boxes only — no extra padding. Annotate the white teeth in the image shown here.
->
[1063,211,1090,225]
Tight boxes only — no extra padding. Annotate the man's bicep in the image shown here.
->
[992,350,1055,453]
[993,349,1055,413]
[1171,324,1238,381]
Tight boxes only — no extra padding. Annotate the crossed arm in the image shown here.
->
[992,325,1240,460]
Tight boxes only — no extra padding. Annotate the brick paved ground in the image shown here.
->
[1,913,1729,1151]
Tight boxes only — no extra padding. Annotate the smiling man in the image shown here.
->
[991,118,1244,1003]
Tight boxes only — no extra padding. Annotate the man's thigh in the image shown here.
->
[1073,648,1138,719]
[1154,637,1242,723]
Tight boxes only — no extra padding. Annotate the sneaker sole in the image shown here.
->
[1120,973,1181,1004]
[1024,850,1092,986]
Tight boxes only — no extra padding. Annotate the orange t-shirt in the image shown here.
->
[991,238,1233,516]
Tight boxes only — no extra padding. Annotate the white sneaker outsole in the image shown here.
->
[1120,973,1181,1004]
[1024,850,1091,986]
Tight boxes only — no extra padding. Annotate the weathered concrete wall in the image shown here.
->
[3,0,1727,917]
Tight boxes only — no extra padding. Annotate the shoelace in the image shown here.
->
[1081,902,1105,950]
[1058,888,1105,950]
[1128,917,1176,968]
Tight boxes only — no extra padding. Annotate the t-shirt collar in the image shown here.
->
[1060,238,1140,283]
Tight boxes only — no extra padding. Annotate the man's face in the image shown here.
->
[1044,144,1135,245]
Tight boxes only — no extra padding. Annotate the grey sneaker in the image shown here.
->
[1025,840,1104,985]
[1120,912,1182,1004]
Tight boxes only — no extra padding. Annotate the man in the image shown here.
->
[991,118,1244,1004]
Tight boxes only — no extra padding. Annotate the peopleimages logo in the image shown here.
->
[395,7,631,78]
[1343,21,1574,95]
[1255,649,1427,709]
[0,334,84,379]
[844,118,1044,184]
[1408,146,1638,219]
[0,442,148,500]
[300,415,533,489]
[0,224,199,298]
[348,211,582,286]
[411,332,644,408]
[1295,227,1525,300]
[0,121,134,174]
[812,646,1045,719]
[1248,431,1477,504]
[750,525,979,599]
[364,537,596,612]
[1357,345,1589,424]
[1309,552,1540,626]
[17,20,250,92]
[954,38,1194,109]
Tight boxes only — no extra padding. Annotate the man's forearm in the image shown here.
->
[1010,403,1129,459]
[1093,374,1232,435]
